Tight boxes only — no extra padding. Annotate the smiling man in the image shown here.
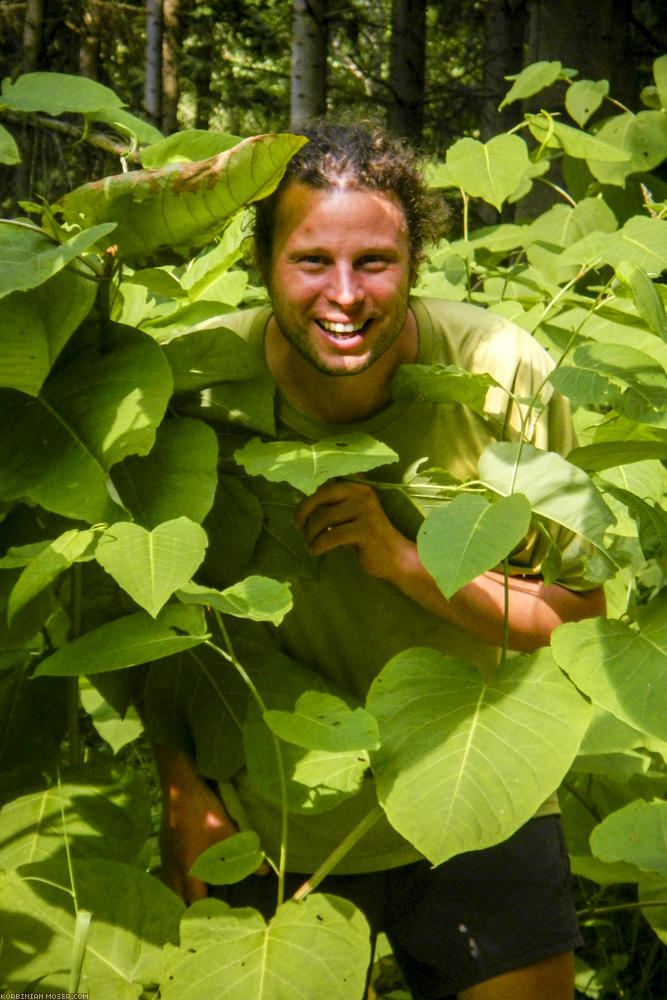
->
[150,123,606,999]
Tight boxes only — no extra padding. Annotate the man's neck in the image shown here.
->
[265,311,418,424]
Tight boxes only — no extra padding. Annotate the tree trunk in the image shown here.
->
[144,0,163,128]
[161,0,181,135]
[22,0,43,73]
[79,0,102,80]
[291,0,328,128]
[479,0,528,141]
[387,0,426,142]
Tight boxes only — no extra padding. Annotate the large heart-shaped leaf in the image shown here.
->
[58,133,307,264]
[234,433,398,494]
[551,594,667,741]
[0,323,173,524]
[160,894,371,1000]
[1,72,125,114]
[443,134,530,211]
[95,517,208,617]
[417,493,532,598]
[367,646,591,865]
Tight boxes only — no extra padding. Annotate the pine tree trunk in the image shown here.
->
[144,0,163,128]
[79,0,102,80]
[161,0,181,135]
[290,0,328,128]
[387,0,426,142]
[22,0,43,73]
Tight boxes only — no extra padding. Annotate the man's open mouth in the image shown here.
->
[317,319,369,337]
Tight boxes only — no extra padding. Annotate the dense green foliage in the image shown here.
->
[0,60,666,998]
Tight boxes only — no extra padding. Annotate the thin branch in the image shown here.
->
[0,110,143,163]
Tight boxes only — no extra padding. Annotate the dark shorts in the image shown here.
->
[211,815,583,999]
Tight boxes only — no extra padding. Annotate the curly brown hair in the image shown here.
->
[253,121,445,286]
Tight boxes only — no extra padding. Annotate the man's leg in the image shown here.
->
[458,950,575,1000]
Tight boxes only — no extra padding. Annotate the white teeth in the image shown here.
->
[319,320,364,335]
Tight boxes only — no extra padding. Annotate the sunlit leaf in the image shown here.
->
[417,493,532,598]
[140,130,242,168]
[551,594,667,741]
[95,517,208,618]
[367,647,591,865]
[57,133,308,264]
[443,134,530,211]
[567,440,667,471]
[587,111,667,185]
[234,433,398,494]
[391,364,500,413]
[528,115,631,162]
[178,576,293,626]
[160,895,371,1000]
[565,79,609,127]
[499,61,563,109]
[590,800,667,876]
[264,692,380,752]
[1,72,125,114]
[8,527,98,624]
[0,220,115,299]
[614,260,667,340]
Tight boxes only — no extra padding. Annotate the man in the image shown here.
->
[151,122,606,999]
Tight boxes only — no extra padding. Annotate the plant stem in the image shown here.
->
[68,564,84,766]
[208,612,289,908]
[291,806,383,902]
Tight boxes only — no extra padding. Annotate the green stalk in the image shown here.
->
[208,611,289,908]
[68,564,84,766]
[291,806,383,902]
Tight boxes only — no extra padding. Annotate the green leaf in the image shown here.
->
[0,123,20,164]
[443,135,530,211]
[92,106,164,146]
[163,326,266,392]
[0,858,183,997]
[590,800,667,876]
[161,894,371,1000]
[417,493,532,598]
[587,111,667,185]
[0,657,67,778]
[234,433,398,494]
[264,692,380,751]
[551,594,667,741]
[8,527,98,624]
[478,442,616,554]
[0,323,172,524]
[367,647,591,865]
[0,760,151,868]
[189,831,265,885]
[79,678,143,753]
[654,53,667,110]
[57,133,308,264]
[0,264,97,394]
[1,72,125,114]
[112,417,219,528]
[528,115,631,162]
[0,220,115,299]
[567,440,667,471]
[565,79,609,127]
[391,364,500,413]
[178,576,293,626]
[34,604,209,677]
[639,877,667,945]
[95,517,208,618]
[615,261,667,340]
[499,61,563,109]
[140,129,242,167]
[550,343,667,426]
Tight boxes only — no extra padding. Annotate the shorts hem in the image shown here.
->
[448,933,584,996]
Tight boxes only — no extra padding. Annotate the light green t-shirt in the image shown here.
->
[158,298,593,874]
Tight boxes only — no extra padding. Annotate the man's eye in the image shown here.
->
[359,256,387,270]
[300,255,325,267]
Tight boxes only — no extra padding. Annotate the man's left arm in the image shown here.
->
[296,479,605,653]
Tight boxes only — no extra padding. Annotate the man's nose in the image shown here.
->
[327,264,363,307]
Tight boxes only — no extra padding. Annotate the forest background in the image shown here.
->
[0,3,666,1000]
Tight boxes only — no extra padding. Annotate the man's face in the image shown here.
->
[266,182,413,378]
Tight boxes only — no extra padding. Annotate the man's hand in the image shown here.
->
[296,479,411,580]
